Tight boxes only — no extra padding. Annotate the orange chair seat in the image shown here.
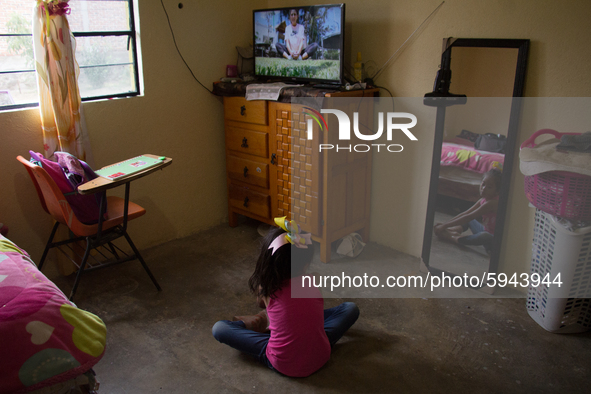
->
[68,196,146,237]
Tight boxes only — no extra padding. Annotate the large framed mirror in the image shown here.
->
[421,38,530,290]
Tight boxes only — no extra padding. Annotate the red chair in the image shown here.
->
[17,155,161,301]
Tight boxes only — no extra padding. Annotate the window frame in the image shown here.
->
[0,0,141,112]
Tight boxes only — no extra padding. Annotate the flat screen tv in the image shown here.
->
[253,4,345,86]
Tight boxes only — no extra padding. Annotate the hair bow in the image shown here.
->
[268,216,313,255]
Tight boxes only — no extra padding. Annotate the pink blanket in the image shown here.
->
[0,235,106,393]
[441,140,505,174]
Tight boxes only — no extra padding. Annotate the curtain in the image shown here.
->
[32,0,89,162]
[32,0,91,276]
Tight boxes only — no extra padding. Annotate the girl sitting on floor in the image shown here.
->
[434,168,502,254]
[212,217,359,377]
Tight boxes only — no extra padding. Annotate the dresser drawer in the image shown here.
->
[224,97,267,125]
[227,156,269,188]
[226,126,268,158]
[229,184,270,219]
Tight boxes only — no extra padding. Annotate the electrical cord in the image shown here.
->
[160,0,213,94]
[373,84,395,111]
[375,85,392,98]
[353,84,396,134]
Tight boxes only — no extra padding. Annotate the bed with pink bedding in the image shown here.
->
[438,137,505,202]
[0,234,106,393]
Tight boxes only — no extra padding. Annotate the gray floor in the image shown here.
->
[430,211,490,279]
[49,219,591,393]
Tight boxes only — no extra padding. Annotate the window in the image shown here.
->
[0,0,141,111]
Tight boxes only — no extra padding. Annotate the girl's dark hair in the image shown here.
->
[248,225,314,299]
[484,168,503,190]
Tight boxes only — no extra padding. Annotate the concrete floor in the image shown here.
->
[49,219,591,394]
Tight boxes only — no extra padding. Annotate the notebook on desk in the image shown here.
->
[95,155,165,181]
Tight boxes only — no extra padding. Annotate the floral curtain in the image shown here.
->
[32,0,89,162]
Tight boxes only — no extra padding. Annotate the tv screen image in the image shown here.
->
[253,4,345,85]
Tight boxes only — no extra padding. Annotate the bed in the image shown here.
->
[438,136,505,203]
[0,234,106,394]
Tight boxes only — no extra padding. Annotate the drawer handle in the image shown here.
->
[241,137,248,148]
[271,153,276,165]
[243,166,249,177]
[243,197,249,207]
[240,105,246,116]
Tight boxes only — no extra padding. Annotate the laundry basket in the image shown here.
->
[526,208,591,333]
[521,129,591,221]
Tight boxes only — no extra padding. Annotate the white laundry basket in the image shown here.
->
[526,208,591,333]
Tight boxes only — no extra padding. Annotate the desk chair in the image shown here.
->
[17,155,162,301]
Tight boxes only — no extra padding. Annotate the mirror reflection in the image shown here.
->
[422,38,529,286]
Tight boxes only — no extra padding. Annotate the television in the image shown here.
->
[253,4,345,86]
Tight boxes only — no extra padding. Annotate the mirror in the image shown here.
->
[421,38,530,289]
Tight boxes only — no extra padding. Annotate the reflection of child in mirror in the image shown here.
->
[433,168,502,254]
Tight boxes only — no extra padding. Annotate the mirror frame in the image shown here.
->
[421,38,530,283]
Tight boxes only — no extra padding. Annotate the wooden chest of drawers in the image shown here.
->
[223,89,378,262]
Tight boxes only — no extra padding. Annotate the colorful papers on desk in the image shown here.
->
[95,155,165,181]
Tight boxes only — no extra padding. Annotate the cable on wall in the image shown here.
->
[370,1,445,83]
[160,0,213,94]
[374,85,395,112]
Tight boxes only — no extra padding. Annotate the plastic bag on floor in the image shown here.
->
[336,233,366,258]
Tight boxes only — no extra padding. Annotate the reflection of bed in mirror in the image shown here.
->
[438,136,505,203]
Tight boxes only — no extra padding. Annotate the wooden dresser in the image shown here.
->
[223,88,378,262]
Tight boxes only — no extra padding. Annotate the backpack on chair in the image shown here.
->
[29,151,107,224]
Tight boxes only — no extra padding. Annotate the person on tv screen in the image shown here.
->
[275,9,318,60]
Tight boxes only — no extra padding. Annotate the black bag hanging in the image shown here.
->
[474,133,507,153]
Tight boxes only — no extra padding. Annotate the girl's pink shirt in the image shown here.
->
[480,196,497,234]
[266,277,331,377]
